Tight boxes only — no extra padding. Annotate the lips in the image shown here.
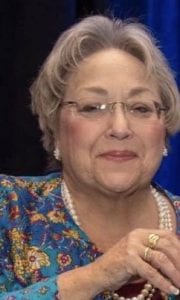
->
[99,150,137,162]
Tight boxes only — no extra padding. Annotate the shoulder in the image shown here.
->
[0,172,62,227]
[153,183,180,209]
[163,190,180,232]
[165,191,180,234]
[0,171,61,196]
[154,183,180,233]
[162,189,180,211]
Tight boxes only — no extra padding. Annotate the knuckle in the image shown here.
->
[146,267,157,281]
[155,252,167,264]
[173,249,180,262]
[127,231,136,241]
[134,228,145,235]
[129,228,142,237]
[162,239,172,249]
[163,232,176,244]
[127,247,137,260]
[128,228,144,242]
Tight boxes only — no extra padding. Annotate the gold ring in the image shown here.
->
[148,233,160,249]
[144,247,151,262]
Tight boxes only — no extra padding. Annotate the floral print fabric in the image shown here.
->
[0,172,179,299]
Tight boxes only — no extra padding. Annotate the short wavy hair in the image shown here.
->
[31,15,180,161]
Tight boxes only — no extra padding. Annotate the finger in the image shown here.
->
[141,229,178,247]
[141,245,180,289]
[133,256,180,296]
[156,234,180,270]
[141,230,180,271]
[149,249,180,289]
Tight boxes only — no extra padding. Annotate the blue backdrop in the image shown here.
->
[106,0,180,195]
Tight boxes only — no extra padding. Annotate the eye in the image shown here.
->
[78,103,101,113]
[130,102,154,116]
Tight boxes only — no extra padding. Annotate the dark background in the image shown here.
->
[0,0,179,194]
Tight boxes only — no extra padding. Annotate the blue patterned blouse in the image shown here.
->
[0,172,179,300]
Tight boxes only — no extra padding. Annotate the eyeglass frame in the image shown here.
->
[60,100,168,121]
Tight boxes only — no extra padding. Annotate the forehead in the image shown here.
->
[65,49,159,99]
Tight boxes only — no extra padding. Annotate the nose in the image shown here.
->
[105,105,133,140]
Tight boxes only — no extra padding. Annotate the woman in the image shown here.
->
[0,15,180,300]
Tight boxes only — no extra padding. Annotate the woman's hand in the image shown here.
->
[57,229,180,299]
[94,228,180,295]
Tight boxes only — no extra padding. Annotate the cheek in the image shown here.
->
[137,123,166,178]
[59,117,97,151]
[140,122,166,159]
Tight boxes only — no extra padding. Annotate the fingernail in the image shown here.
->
[170,285,180,295]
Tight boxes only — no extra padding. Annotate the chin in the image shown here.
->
[97,175,141,194]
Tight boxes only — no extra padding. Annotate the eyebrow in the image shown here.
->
[83,86,155,98]
[127,87,154,98]
[83,86,108,96]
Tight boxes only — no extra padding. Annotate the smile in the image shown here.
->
[99,150,137,162]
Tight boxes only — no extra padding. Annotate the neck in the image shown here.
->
[64,172,152,207]
[61,177,173,252]
[62,176,158,232]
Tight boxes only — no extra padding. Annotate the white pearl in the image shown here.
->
[144,283,152,290]
[137,295,144,300]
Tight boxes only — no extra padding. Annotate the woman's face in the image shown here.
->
[58,49,166,194]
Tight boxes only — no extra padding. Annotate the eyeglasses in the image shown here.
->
[60,100,167,122]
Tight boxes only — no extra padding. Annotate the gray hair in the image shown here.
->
[31,15,180,159]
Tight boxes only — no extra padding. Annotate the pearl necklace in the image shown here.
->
[61,180,173,300]
[61,181,81,227]
[151,187,173,231]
